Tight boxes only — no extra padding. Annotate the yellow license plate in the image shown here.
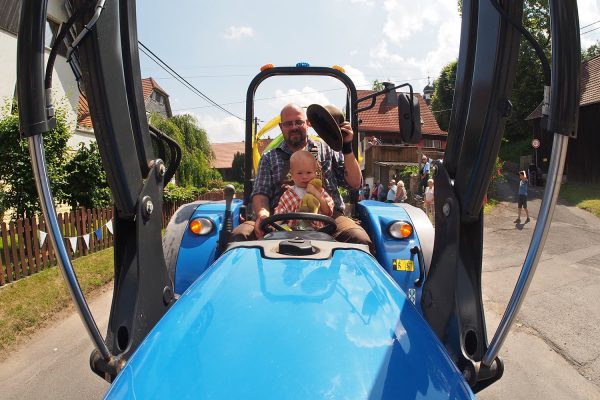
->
[392,259,414,272]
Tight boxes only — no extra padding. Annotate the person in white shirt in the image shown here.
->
[386,180,397,203]
[424,178,435,221]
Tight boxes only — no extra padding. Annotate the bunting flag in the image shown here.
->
[37,218,113,251]
[68,237,78,253]
[38,230,47,248]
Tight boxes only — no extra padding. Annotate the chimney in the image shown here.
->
[382,82,397,106]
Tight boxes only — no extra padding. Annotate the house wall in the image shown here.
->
[532,102,600,183]
[0,29,18,107]
[0,2,89,147]
[145,98,170,117]
[364,145,418,178]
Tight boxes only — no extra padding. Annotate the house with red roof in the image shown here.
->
[74,77,172,149]
[356,88,447,184]
[526,55,600,183]
[210,140,272,181]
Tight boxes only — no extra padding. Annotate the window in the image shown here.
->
[151,91,165,105]
[45,19,60,49]
[424,139,442,149]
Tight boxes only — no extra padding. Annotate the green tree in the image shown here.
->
[454,0,550,144]
[231,151,245,183]
[582,41,600,62]
[504,0,550,140]
[0,107,70,219]
[149,113,221,187]
[372,80,385,91]
[430,60,458,131]
[64,142,112,210]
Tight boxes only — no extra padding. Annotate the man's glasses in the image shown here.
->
[280,120,306,128]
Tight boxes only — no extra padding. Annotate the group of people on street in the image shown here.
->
[229,101,534,246]
[361,179,408,203]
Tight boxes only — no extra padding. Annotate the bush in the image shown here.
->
[487,157,506,199]
[0,106,70,219]
[64,142,112,210]
[163,183,197,203]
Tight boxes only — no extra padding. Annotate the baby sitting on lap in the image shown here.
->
[274,150,334,230]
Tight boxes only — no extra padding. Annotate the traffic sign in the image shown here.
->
[532,138,540,149]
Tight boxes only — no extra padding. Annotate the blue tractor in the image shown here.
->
[16,1,581,398]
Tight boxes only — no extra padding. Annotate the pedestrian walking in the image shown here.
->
[515,170,530,223]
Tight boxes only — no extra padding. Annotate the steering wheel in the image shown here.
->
[260,212,337,235]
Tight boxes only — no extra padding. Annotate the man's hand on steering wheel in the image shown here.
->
[254,209,270,239]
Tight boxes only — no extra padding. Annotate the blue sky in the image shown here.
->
[135,0,600,143]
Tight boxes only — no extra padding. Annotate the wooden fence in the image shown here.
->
[0,191,239,286]
[0,209,114,286]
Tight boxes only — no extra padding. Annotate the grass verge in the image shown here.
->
[559,182,600,218]
[484,198,499,215]
[0,247,114,357]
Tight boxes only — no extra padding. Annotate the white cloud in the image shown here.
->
[369,40,406,65]
[191,113,245,143]
[350,0,375,6]
[223,26,254,40]
[343,65,371,89]
[268,87,331,110]
[367,0,461,82]
[419,13,461,78]
[382,0,442,44]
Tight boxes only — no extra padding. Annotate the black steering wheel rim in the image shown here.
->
[260,212,337,235]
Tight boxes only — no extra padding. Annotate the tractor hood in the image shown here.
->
[104,246,473,399]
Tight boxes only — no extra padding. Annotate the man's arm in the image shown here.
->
[252,193,270,239]
[340,122,362,189]
[251,153,274,239]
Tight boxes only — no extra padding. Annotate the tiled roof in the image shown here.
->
[77,77,168,128]
[77,94,92,129]
[526,55,600,120]
[210,139,273,169]
[356,90,446,136]
[141,77,168,99]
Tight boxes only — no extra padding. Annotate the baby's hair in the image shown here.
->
[428,178,434,184]
[290,150,319,171]
[519,170,527,178]
[397,180,405,187]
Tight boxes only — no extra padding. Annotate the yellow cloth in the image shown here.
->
[253,115,280,174]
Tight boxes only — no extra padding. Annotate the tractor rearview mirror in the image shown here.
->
[398,93,421,144]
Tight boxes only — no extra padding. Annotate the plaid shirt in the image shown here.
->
[274,186,334,229]
[252,138,348,213]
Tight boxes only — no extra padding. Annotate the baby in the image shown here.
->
[274,150,334,229]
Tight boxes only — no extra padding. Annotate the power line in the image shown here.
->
[581,20,600,30]
[172,80,392,113]
[581,26,600,36]
[138,41,244,121]
[173,87,346,112]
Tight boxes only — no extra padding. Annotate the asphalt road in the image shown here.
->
[1,179,599,399]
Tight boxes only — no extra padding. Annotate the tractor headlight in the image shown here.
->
[388,221,413,239]
[189,218,214,236]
